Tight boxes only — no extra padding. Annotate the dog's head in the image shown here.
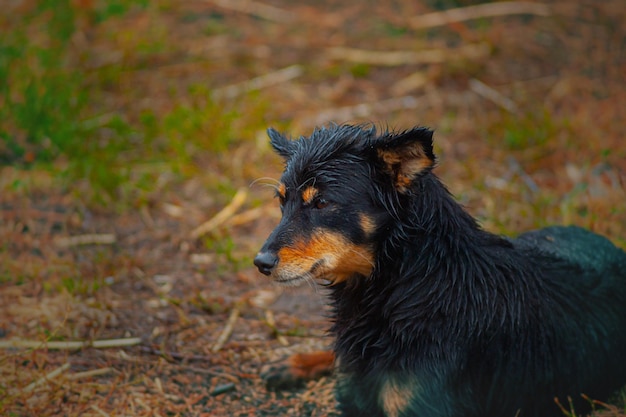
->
[254,124,436,286]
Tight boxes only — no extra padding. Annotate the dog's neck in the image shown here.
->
[329,173,536,373]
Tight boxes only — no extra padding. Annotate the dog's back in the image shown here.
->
[255,124,626,417]
[508,225,626,414]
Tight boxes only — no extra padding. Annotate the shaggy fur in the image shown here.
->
[254,124,626,417]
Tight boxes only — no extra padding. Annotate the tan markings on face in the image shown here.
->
[379,377,417,417]
[275,230,374,285]
[301,186,319,205]
[359,213,376,237]
[277,182,286,199]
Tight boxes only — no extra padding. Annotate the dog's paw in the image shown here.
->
[261,361,305,391]
[261,350,335,391]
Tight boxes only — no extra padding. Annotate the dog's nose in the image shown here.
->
[254,252,278,276]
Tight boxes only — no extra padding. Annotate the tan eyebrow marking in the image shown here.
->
[301,186,319,205]
[277,183,286,199]
[359,213,376,236]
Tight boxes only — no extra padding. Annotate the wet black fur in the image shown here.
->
[259,124,626,417]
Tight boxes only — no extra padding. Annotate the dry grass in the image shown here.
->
[1,0,625,416]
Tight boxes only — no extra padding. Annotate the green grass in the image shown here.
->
[0,2,82,164]
[485,107,565,151]
[1,1,268,208]
[0,2,130,201]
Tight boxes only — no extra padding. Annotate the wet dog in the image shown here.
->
[254,124,626,417]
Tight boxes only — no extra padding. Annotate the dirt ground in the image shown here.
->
[1,1,626,416]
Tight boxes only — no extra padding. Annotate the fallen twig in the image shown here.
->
[139,205,155,228]
[89,405,111,417]
[55,234,116,247]
[66,367,114,380]
[191,188,248,239]
[228,206,274,227]
[0,337,142,350]
[139,345,213,362]
[390,71,428,96]
[212,65,303,100]
[24,363,71,392]
[177,364,240,382]
[264,309,289,346]
[328,47,446,66]
[469,78,518,113]
[211,304,241,353]
[408,1,551,30]
[189,253,215,265]
[209,0,295,22]
[327,43,489,66]
[211,382,236,396]
[508,157,540,193]
[161,202,184,218]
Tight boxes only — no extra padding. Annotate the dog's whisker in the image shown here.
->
[346,247,376,268]
[250,177,281,190]
[304,272,318,292]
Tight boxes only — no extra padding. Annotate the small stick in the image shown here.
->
[189,253,215,265]
[469,78,518,113]
[66,367,114,380]
[210,382,236,396]
[191,188,248,239]
[212,65,303,100]
[264,310,289,346]
[24,363,71,392]
[89,405,111,417]
[327,43,488,66]
[209,0,295,22]
[0,337,142,350]
[139,345,213,362]
[408,1,551,30]
[391,71,428,96]
[177,364,240,382]
[328,47,446,66]
[91,338,142,348]
[139,205,155,228]
[55,234,116,247]
[508,157,539,193]
[211,305,241,353]
[227,206,271,227]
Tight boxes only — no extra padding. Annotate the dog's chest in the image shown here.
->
[337,368,425,417]
[377,376,420,417]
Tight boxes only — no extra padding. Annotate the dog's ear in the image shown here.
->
[374,127,436,193]
[267,128,295,159]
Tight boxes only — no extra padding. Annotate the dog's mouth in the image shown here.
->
[274,275,312,287]
[272,259,328,287]
[270,255,369,287]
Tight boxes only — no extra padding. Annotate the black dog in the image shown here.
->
[254,124,626,417]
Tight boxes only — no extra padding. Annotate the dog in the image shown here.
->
[253,124,626,417]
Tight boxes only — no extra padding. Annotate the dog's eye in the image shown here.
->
[314,198,329,210]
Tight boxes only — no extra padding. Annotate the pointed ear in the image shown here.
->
[374,127,436,193]
[267,128,295,159]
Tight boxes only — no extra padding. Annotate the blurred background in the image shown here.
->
[1,0,625,415]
